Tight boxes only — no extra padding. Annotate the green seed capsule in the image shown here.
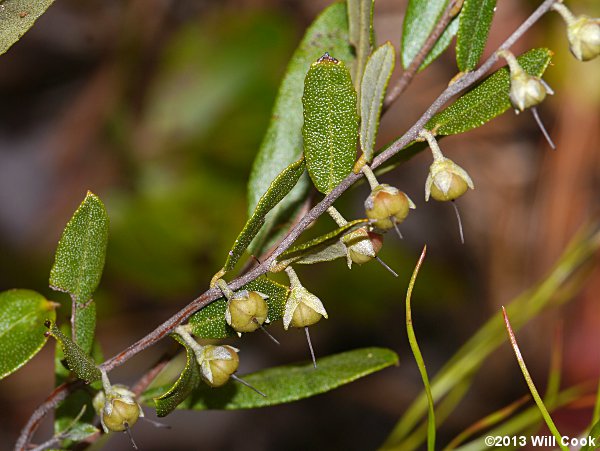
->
[365,184,415,230]
[225,291,268,333]
[198,345,239,387]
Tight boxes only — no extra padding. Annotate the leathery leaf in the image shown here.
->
[302,53,358,194]
[154,334,201,417]
[143,347,398,410]
[224,158,305,271]
[0,289,56,379]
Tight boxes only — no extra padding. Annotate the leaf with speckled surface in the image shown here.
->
[247,2,354,255]
[401,0,448,69]
[426,48,553,135]
[456,0,497,72]
[142,347,399,410]
[50,191,109,304]
[0,289,56,379]
[302,55,358,194]
[360,42,395,162]
[0,0,56,56]
[46,320,101,384]
[224,158,305,271]
[278,219,368,265]
[154,335,201,417]
[188,278,289,339]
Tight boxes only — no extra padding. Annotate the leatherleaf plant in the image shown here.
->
[3,0,600,450]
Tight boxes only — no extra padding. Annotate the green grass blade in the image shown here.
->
[502,306,567,450]
[405,246,436,451]
[382,222,600,449]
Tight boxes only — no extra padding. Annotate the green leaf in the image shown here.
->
[154,335,201,417]
[276,219,368,266]
[581,419,600,451]
[360,42,395,163]
[49,191,109,304]
[247,2,353,253]
[0,0,56,56]
[45,320,101,384]
[0,289,56,379]
[456,0,497,72]
[302,54,358,194]
[72,301,96,355]
[419,14,459,71]
[188,277,290,339]
[224,158,305,271]
[426,48,553,136]
[61,422,99,442]
[348,0,375,90]
[401,0,448,69]
[144,347,398,410]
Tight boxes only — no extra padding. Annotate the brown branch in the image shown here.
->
[383,0,462,112]
[15,1,559,449]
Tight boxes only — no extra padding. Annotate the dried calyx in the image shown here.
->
[174,326,265,396]
[497,49,556,149]
[497,49,553,113]
[362,165,415,234]
[552,2,600,62]
[217,279,271,337]
[420,130,474,202]
[94,371,143,448]
[284,266,328,368]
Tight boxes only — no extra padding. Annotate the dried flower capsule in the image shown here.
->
[197,345,240,387]
[553,3,600,61]
[419,130,474,202]
[342,227,383,266]
[497,49,553,113]
[425,158,474,202]
[94,373,143,434]
[224,290,268,333]
[283,284,328,330]
[365,184,416,230]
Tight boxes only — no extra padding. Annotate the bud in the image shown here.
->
[365,184,416,230]
[198,345,239,387]
[553,3,600,61]
[425,157,474,202]
[224,290,268,333]
[94,384,143,433]
[283,284,328,330]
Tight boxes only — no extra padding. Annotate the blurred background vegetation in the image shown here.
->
[0,0,598,449]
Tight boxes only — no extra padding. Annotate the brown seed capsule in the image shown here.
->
[365,184,416,230]
[198,345,240,387]
[342,227,383,266]
[225,291,268,333]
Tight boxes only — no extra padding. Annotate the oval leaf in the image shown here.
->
[143,347,398,410]
[154,335,201,417]
[348,0,375,90]
[303,54,358,194]
[0,289,56,379]
[360,42,395,163]
[188,278,290,339]
[0,0,56,56]
[247,2,354,254]
[224,158,305,271]
[456,0,497,72]
[49,191,109,304]
[401,0,447,69]
[427,48,553,136]
[45,320,101,384]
